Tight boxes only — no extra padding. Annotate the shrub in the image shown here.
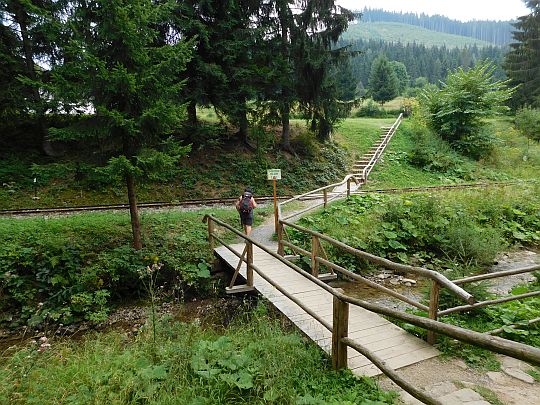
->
[515,107,540,143]
[0,210,240,329]
[420,61,514,159]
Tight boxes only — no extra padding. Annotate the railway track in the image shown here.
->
[0,180,534,217]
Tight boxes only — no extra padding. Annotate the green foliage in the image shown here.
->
[389,61,410,95]
[0,304,395,404]
[515,107,540,143]
[0,209,243,328]
[290,189,539,272]
[368,55,399,105]
[421,61,514,159]
[504,1,540,108]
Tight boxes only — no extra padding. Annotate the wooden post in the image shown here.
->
[277,221,284,256]
[207,217,214,250]
[347,178,351,198]
[323,188,328,208]
[311,235,320,277]
[273,178,278,235]
[332,296,349,370]
[427,280,441,345]
[246,240,254,287]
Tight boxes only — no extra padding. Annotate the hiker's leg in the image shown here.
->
[245,225,252,236]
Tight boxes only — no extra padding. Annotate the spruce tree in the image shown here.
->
[368,55,399,105]
[49,0,192,249]
[505,0,540,108]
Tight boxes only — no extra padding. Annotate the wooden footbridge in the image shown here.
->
[204,115,540,404]
[214,241,439,377]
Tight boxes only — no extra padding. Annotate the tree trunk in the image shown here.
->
[12,1,49,154]
[238,108,249,145]
[126,171,143,250]
[280,103,293,151]
[187,100,197,126]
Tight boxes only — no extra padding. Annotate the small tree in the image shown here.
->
[390,61,410,95]
[421,61,514,159]
[515,107,540,158]
[368,55,399,105]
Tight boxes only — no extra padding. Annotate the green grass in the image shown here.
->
[0,303,396,404]
[0,206,273,328]
[334,117,395,160]
[342,22,493,48]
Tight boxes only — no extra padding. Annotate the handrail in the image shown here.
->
[360,113,403,182]
[281,219,474,304]
[277,174,357,220]
[277,114,403,222]
[203,214,540,366]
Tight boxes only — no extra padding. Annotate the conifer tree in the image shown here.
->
[368,55,399,104]
[505,0,540,108]
[49,0,192,249]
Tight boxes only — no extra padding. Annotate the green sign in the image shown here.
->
[267,169,281,180]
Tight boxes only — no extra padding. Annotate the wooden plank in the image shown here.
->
[214,244,439,376]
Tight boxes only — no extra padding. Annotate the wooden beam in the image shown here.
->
[332,296,349,370]
[453,265,540,285]
[342,337,442,405]
[427,281,440,345]
[439,291,540,316]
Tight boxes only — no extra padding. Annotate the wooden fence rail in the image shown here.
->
[204,214,540,405]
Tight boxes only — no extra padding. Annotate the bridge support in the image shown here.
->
[332,296,349,370]
[427,281,441,345]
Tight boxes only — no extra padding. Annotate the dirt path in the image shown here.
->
[379,355,539,405]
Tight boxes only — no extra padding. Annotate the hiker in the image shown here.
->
[235,187,257,236]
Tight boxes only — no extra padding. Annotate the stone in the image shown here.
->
[438,388,486,404]
[499,354,533,371]
[377,274,390,279]
[487,371,508,385]
[426,381,457,397]
[398,390,424,405]
[402,278,417,285]
[503,367,535,384]
[389,279,400,285]
[454,359,469,370]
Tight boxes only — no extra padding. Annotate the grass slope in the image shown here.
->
[342,22,493,48]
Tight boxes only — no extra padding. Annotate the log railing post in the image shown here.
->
[277,222,284,256]
[246,240,254,287]
[347,178,351,198]
[323,188,328,208]
[311,235,320,277]
[332,296,349,370]
[207,217,214,250]
[427,280,441,345]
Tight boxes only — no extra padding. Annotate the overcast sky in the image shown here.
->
[336,0,530,22]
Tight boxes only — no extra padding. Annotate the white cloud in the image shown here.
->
[337,0,530,22]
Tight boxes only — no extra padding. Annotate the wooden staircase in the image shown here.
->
[351,117,402,185]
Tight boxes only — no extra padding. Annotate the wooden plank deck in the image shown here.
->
[215,243,439,377]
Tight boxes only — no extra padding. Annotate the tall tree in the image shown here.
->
[50,0,191,249]
[368,55,399,104]
[389,60,409,95]
[0,0,65,153]
[505,0,540,108]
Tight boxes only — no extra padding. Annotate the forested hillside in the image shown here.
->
[341,22,494,48]
[337,38,506,89]
[357,8,514,46]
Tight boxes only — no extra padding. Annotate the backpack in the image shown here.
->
[240,192,253,213]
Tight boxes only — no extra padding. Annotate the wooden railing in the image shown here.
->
[204,214,540,405]
[439,265,540,336]
[359,113,403,184]
[277,114,403,222]
[277,174,359,222]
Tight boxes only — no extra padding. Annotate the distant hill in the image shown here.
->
[355,8,514,46]
[342,22,495,48]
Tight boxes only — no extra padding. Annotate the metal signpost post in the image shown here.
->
[267,169,281,234]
